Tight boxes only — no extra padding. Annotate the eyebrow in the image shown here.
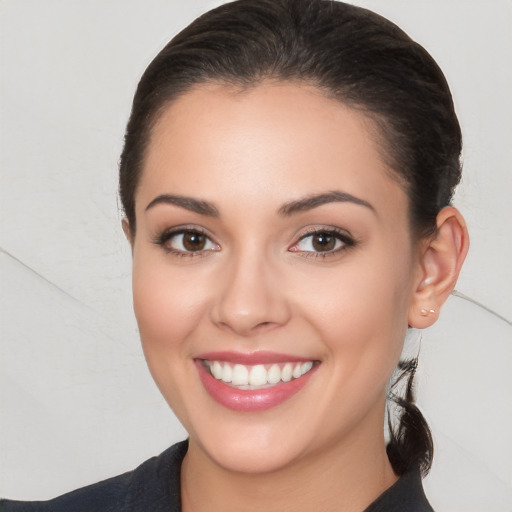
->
[145,194,219,217]
[145,190,375,218]
[278,190,376,216]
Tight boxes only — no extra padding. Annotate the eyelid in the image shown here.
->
[153,224,355,258]
[153,225,220,256]
[289,226,356,256]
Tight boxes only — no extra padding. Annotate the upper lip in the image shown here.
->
[195,351,316,365]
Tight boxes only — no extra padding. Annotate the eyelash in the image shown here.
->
[153,226,356,259]
[153,226,219,258]
[290,227,356,259]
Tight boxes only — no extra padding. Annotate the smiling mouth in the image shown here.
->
[202,360,315,390]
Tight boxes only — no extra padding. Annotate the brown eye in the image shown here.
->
[158,229,219,254]
[291,229,353,255]
[182,232,206,251]
[311,233,336,252]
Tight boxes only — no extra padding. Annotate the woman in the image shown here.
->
[1,0,469,510]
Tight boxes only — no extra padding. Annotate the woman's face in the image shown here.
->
[131,83,423,473]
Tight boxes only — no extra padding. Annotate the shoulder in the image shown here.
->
[0,440,188,512]
[364,469,434,512]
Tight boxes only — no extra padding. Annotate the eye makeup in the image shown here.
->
[152,225,220,257]
[152,223,357,261]
[289,226,357,260]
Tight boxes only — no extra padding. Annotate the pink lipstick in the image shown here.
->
[195,351,318,412]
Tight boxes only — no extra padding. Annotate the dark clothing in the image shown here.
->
[363,470,434,512]
[1,440,433,511]
[0,443,185,512]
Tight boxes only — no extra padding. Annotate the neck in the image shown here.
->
[181,414,397,512]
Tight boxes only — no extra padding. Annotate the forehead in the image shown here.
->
[137,82,408,220]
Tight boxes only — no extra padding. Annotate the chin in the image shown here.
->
[186,413,317,475]
[200,434,306,474]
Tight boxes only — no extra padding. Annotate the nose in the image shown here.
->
[210,251,291,337]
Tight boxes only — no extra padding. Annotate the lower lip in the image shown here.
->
[196,360,318,412]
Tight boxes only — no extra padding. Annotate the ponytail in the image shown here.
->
[387,359,433,476]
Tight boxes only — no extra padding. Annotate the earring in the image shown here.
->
[420,308,436,316]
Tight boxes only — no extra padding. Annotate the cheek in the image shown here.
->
[296,249,413,375]
[131,256,208,356]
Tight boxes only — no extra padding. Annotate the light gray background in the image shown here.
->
[1,1,511,509]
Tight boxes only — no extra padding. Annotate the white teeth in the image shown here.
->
[301,361,313,375]
[281,363,293,382]
[221,364,233,383]
[212,361,223,379]
[249,365,267,386]
[207,360,315,388]
[232,364,249,386]
[267,364,281,385]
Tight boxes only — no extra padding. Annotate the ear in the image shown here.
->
[122,218,134,247]
[408,206,469,329]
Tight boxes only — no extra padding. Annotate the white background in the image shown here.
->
[1,0,511,510]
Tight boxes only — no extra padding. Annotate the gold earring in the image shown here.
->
[420,308,436,316]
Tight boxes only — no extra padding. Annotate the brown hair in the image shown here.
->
[119,0,463,476]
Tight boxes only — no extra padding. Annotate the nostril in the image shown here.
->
[216,319,280,336]
[253,321,279,333]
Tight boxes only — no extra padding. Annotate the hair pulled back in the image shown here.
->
[119,0,462,476]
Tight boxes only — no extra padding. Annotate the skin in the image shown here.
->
[125,82,468,512]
